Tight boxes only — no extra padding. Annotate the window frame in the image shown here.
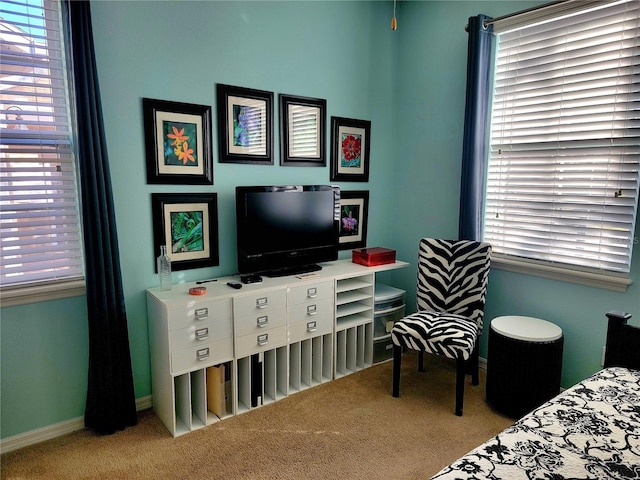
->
[0,0,85,306]
[482,0,639,292]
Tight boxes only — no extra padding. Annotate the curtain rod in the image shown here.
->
[482,0,571,28]
[466,0,618,32]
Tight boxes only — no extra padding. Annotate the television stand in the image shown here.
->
[146,258,410,437]
[262,263,322,278]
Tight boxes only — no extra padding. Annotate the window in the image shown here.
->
[0,0,84,305]
[484,0,639,292]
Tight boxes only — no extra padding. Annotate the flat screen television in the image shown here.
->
[235,185,340,277]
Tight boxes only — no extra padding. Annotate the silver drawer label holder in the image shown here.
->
[195,327,209,340]
[195,307,208,320]
[196,347,210,361]
[256,297,268,309]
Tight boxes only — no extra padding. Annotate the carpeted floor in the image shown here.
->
[1,353,514,479]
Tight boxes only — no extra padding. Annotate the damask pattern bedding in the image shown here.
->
[431,367,640,480]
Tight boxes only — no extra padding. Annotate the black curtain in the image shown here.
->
[458,15,494,241]
[63,1,137,434]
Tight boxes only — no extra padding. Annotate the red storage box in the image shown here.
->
[352,247,396,267]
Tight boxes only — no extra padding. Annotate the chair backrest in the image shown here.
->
[416,238,491,328]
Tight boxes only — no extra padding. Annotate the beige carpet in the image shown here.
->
[1,353,513,479]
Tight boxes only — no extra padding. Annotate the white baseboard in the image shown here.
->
[0,395,152,455]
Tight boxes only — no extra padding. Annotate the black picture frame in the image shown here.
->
[143,98,213,185]
[216,84,274,165]
[338,190,369,250]
[279,94,326,167]
[330,116,371,182]
[151,193,219,272]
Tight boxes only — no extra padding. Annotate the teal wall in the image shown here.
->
[390,0,640,389]
[1,0,638,440]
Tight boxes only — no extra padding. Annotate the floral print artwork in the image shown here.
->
[163,121,198,166]
[170,210,204,254]
[233,104,262,147]
[341,204,360,237]
[341,133,362,168]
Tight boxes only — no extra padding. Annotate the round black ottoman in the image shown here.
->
[486,315,564,418]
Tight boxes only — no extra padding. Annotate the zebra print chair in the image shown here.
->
[391,238,491,416]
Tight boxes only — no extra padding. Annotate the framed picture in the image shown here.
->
[216,84,274,164]
[330,116,371,182]
[151,193,219,272]
[143,98,213,185]
[338,190,369,250]
[279,94,326,167]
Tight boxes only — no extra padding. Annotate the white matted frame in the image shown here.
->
[216,84,274,164]
[151,193,219,271]
[330,116,371,182]
[338,190,369,250]
[279,93,326,167]
[143,98,213,184]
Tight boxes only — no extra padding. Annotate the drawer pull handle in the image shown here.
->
[256,297,268,309]
[307,287,318,298]
[257,316,269,328]
[257,333,269,346]
[195,307,209,320]
[196,347,210,361]
[195,327,209,340]
[307,321,317,332]
[307,304,317,316]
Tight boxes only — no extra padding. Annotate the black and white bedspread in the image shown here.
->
[431,367,640,480]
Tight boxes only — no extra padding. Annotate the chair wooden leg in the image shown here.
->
[418,351,424,372]
[455,357,465,416]
[464,342,480,386]
[471,343,479,386]
[392,344,402,397]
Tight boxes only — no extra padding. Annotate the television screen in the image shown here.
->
[236,185,340,276]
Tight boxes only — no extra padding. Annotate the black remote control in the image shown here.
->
[227,281,242,289]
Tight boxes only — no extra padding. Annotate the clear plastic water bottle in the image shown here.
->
[157,245,172,291]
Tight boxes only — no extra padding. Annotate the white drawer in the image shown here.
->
[288,297,333,324]
[167,298,232,331]
[235,325,287,358]
[169,317,233,352]
[288,313,333,343]
[235,307,286,337]
[233,289,287,317]
[170,338,233,374]
[288,281,334,305]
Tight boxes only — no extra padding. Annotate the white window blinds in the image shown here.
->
[484,0,640,277]
[0,0,84,290]
[287,104,321,159]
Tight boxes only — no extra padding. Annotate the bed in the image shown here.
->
[430,310,640,480]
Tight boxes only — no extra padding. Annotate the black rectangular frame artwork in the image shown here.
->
[151,192,219,272]
[216,84,274,165]
[279,93,326,167]
[338,190,369,250]
[330,116,371,182]
[143,98,213,185]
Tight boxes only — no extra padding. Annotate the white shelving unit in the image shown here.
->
[146,259,409,437]
[335,273,375,377]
